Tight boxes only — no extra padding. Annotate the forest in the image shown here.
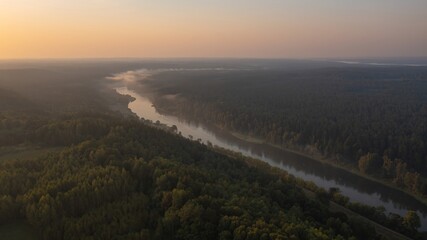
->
[144,66,427,197]
[0,61,424,239]
[1,109,388,240]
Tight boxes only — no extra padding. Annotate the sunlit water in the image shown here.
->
[115,81,427,231]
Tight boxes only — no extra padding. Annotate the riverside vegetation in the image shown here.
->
[143,66,427,200]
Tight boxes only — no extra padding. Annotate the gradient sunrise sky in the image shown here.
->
[1,0,427,59]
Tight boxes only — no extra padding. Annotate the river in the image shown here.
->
[114,80,427,231]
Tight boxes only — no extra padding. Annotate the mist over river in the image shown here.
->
[113,69,427,231]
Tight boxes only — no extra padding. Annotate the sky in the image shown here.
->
[1,0,427,59]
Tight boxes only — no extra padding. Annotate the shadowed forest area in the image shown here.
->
[0,61,425,239]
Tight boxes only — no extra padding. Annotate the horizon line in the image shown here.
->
[1,56,427,61]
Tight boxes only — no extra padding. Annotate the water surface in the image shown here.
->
[116,83,427,231]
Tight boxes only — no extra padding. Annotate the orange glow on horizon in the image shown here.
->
[1,1,427,59]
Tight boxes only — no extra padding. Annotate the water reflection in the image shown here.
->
[116,86,427,230]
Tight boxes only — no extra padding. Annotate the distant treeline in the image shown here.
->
[145,66,427,196]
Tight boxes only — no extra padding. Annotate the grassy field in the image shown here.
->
[0,221,39,240]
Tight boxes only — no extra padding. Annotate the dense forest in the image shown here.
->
[1,110,389,240]
[143,66,427,197]
[0,61,424,239]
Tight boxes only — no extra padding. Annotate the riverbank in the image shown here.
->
[215,146,417,239]
[143,87,427,208]
[302,188,413,240]
[229,129,427,207]
[115,84,427,231]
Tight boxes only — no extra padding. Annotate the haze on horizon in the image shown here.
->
[1,0,427,59]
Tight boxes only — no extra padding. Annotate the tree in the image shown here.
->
[358,153,381,174]
[382,155,395,178]
[403,211,420,231]
[393,159,407,186]
[404,172,420,193]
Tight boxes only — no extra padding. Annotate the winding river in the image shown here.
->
[113,74,427,231]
